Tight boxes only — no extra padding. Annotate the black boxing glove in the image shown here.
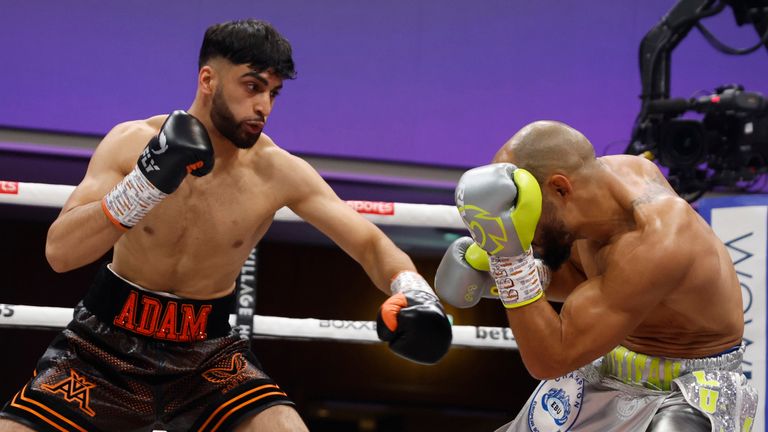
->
[103,110,214,230]
[137,110,214,192]
[376,271,453,364]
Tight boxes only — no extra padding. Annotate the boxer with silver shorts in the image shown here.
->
[436,120,757,431]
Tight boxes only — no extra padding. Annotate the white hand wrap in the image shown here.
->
[102,165,168,231]
[489,249,544,309]
[534,258,551,291]
[390,271,433,295]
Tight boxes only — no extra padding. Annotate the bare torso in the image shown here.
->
[573,156,743,357]
[111,115,291,299]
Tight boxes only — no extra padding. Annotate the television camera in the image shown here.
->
[625,0,768,201]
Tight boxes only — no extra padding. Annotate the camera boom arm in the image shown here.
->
[638,0,721,107]
[629,0,768,155]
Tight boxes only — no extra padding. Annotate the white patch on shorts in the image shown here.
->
[616,394,641,420]
[527,371,584,431]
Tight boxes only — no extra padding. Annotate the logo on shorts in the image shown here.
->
[41,369,96,417]
[541,388,571,426]
[202,353,259,394]
[203,353,247,383]
[113,290,212,342]
[616,394,641,419]
[527,371,584,431]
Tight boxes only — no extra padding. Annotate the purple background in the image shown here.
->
[1,0,766,168]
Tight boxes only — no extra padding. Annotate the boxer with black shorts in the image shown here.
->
[0,19,451,432]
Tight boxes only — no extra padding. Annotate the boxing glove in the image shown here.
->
[435,236,497,308]
[435,236,552,308]
[455,163,544,309]
[103,111,214,230]
[377,271,452,364]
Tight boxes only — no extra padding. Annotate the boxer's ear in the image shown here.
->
[545,174,572,199]
[199,65,217,96]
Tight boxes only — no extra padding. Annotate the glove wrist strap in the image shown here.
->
[390,271,433,295]
[102,165,168,231]
[490,249,544,309]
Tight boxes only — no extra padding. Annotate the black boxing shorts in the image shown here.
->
[0,263,294,432]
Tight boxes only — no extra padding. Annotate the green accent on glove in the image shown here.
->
[509,169,542,252]
[465,243,490,271]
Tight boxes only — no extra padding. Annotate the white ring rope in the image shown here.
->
[0,304,517,350]
[0,180,517,350]
[0,181,465,229]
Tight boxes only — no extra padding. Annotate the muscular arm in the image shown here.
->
[284,156,416,294]
[543,243,587,302]
[509,228,689,379]
[45,123,150,272]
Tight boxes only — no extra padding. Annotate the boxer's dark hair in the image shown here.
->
[199,19,296,80]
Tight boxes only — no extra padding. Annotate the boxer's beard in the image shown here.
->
[538,212,573,271]
[210,87,261,149]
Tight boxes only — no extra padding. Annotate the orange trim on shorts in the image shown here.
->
[101,198,129,232]
[9,394,67,432]
[197,384,285,432]
[209,392,289,432]
[10,384,89,432]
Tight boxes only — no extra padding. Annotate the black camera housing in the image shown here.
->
[624,0,768,200]
[632,86,768,196]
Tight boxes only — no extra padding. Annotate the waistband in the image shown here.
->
[600,344,744,391]
[83,263,235,343]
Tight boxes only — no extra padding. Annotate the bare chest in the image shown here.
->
[132,170,283,252]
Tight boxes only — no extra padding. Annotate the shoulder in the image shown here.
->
[249,134,326,192]
[110,115,164,138]
[600,154,662,175]
[256,133,317,173]
[100,115,164,150]
[87,116,165,173]
[608,198,694,283]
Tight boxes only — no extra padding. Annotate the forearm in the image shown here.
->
[362,235,417,294]
[505,300,593,379]
[46,201,123,272]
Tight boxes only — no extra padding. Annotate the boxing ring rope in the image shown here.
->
[0,180,518,350]
[0,181,466,229]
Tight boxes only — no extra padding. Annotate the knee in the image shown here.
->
[234,405,308,432]
[0,419,37,432]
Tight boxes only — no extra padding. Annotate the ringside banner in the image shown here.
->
[698,195,768,430]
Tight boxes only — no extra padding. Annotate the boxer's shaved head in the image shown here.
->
[493,120,595,185]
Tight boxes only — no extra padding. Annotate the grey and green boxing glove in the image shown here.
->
[435,237,497,308]
[455,163,545,309]
[435,236,551,308]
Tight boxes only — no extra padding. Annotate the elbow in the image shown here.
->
[45,242,72,273]
[524,362,559,381]
[521,353,574,381]
[526,365,566,381]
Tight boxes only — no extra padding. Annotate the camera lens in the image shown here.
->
[659,120,707,168]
